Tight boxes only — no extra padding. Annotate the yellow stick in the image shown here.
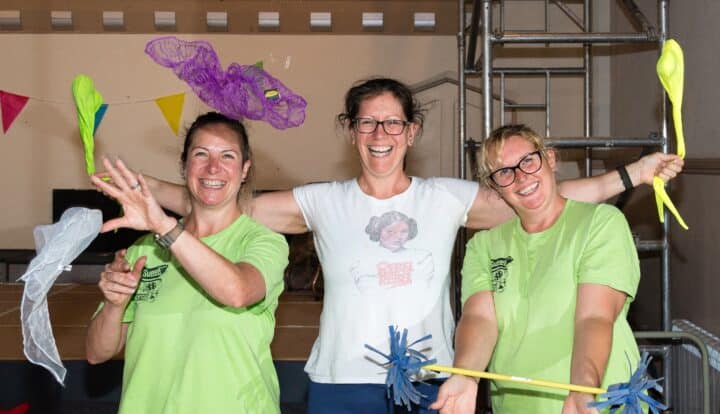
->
[424,364,606,395]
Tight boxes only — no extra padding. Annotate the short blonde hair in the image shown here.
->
[479,124,549,187]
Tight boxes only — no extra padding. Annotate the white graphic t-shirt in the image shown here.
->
[293,177,479,384]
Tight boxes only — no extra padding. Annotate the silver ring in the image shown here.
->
[130,182,141,191]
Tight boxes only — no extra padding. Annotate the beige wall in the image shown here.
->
[0,34,466,248]
[0,6,606,250]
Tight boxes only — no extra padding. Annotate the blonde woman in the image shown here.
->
[433,124,643,414]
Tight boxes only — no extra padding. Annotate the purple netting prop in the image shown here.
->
[145,36,307,129]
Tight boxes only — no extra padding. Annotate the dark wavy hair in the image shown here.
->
[337,78,425,131]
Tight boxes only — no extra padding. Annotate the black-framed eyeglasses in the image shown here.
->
[489,150,543,187]
[353,117,410,135]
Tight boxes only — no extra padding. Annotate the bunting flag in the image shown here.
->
[0,90,30,133]
[154,93,185,136]
[93,103,108,134]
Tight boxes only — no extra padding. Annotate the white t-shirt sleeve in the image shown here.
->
[292,182,330,232]
[426,177,480,227]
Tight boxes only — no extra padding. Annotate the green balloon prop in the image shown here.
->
[72,75,103,175]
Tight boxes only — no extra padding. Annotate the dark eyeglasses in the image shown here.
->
[353,117,410,135]
[489,150,543,187]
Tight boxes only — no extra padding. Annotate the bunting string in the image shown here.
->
[0,89,191,105]
[0,87,190,136]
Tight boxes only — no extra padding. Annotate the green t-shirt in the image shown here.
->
[462,200,640,413]
[118,214,288,414]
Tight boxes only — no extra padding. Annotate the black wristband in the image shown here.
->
[616,166,634,192]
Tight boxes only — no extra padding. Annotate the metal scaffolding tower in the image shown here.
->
[455,1,710,411]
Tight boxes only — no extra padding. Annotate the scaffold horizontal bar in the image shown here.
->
[548,138,663,148]
[492,32,656,44]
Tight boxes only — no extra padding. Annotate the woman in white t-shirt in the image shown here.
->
[100,78,683,414]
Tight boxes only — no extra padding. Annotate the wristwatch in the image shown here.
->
[154,220,185,249]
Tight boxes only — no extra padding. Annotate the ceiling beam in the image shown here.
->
[0,1,459,35]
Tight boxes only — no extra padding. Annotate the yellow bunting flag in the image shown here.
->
[154,93,185,136]
[655,39,688,230]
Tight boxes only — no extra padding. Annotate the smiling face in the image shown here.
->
[490,135,561,221]
[351,92,418,181]
[184,124,251,211]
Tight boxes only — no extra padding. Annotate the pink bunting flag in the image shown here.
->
[0,91,30,133]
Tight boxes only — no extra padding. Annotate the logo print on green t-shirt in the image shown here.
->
[136,264,168,302]
[490,257,513,292]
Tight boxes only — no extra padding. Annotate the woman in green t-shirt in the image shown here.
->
[85,112,288,414]
[432,124,642,414]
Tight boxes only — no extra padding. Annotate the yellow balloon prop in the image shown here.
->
[657,40,685,158]
[655,39,688,230]
[72,75,104,176]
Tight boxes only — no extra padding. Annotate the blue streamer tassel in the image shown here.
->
[589,352,668,414]
[367,326,667,413]
[364,326,436,410]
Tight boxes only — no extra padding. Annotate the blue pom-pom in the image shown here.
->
[364,326,436,409]
[589,352,668,414]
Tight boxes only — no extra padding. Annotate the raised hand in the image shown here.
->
[90,157,175,234]
[628,152,684,186]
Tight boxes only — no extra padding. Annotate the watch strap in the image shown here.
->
[154,220,185,249]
